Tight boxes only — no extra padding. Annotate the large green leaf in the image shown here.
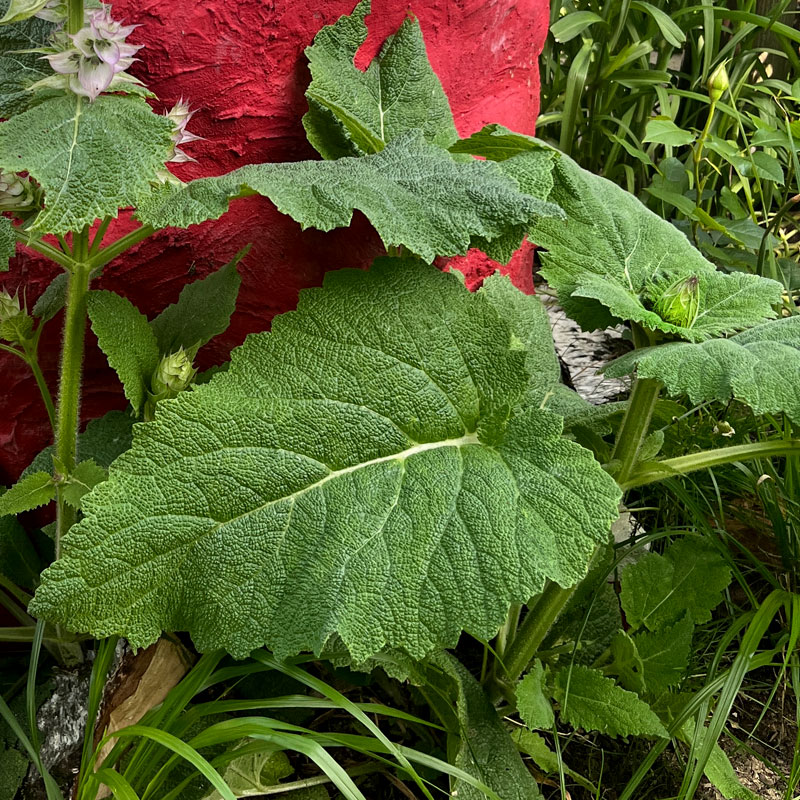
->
[303,0,457,158]
[0,4,57,117]
[553,665,668,738]
[0,217,13,271]
[0,94,174,234]
[135,131,561,262]
[605,315,800,422]
[32,260,620,660]
[532,156,782,337]
[87,290,160,415]
[434,653,541,800]
[620,537,731,632]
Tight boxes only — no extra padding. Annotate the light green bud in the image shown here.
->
[0,290,33,345]
[0,171,34,210]
[707,63,729,103]
[654,275,701,328]
[0,290,22,321]
[151,347,196,398]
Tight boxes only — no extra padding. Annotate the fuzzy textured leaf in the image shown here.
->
[0,217,13,271]
[450,124,553,162]
[529,154,781,337]
[435,653,541,800]
[517,660,555,731]
[0,5,56,116]
[150,250,244,355]
[634,614,693,693]
[553,666,668,738]
[0,471,55,516]
[479,273,560,405]
[63,460,107,510]
[32,260,621,661]
[32,272,67,321]
[303,0,457,158]
[202,743,292,800]
[88,291,159,415]
[135,131,558,262]
[0,94,174,234]
[605,316,800,422]
[620,538,731,632]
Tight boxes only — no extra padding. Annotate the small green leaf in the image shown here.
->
[32,260,621,661]
[553,665,668,738]
[0,94,174,234]
[517,661,555,731]
[150,249,245,355]
[609,630,646,694]
[135,131,557,262]
[0,472,55,516]
[202,742,292,800]
[303,0,458,158]
[643,118,696,147]
[87,291,160,415]
[0,217,14,272]
[450,124,553,162]
[32,272,67,322]
[63,460,108,510]
[435,653,542,800]
[751,151,784,183]
[620,538,731,632]
[0,510,48,590]
[512,729,594,792]
[634,614,694,693]
[604,315,800,422]
[0,744,28,800]
[550,11,605,43]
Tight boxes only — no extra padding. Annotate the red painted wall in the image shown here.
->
[0,0,549,483]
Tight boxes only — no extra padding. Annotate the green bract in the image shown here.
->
[31,261,621,660]
[135,130,563,262]
[303,0,458,158]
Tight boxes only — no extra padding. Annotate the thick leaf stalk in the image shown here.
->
[67,0,83,34]
[54,254,90,556]
[611,377,662,486]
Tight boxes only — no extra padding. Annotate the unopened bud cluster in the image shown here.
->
[653,275,701,328]
[0,171,34,210]
[144,347,197,420]
[0,290,33,345]
[165,99,202,164]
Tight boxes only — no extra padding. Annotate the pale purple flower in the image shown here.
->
[42,7,142,101]
[165,99,203,163]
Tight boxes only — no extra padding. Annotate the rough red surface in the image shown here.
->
[0,0,549,483]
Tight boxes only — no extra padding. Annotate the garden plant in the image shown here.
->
[0,0,799,798]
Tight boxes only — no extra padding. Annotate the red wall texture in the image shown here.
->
[0,0,549,483]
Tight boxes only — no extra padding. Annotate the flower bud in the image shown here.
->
[654,275,701,328]
[165,98,203,163]
[151,347,196,398]
[707,63,729,103]
[0,290,33,345]
[0,171,34,210]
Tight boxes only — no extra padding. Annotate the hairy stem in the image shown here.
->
[54,240,91,557]
[620,439,800,490]
[88,224,154,271]
[14,230,77,271]
[22,341,56,433]
[610,376,662,485]
[502,582,575,683]
[67,0,84,34]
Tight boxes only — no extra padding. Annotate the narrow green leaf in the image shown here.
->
[0,217,14,272]
[135,131,556,262]
[435,653,541,799]
[553,666,668,738]
[560,41,593,155]
[0,472,55,516]
[631,1,686,47]
[63,460,107,509]
[517,661,555,731]
[87,291,160,415]
[550,11,605,43]
[150,249,245,355]
[303,0,458,158]
[604,315,800,422]
[32,260,621,661]
[92,769,141,800]
[0,95,174,234]
[32,272,67,322]
[512,729,595,792]
[619,538,731,632]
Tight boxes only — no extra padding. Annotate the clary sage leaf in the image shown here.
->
[32,260,620,661]
[303,0,458,158]
[0,217,14,271]
[135,131,562,262]
[0,94,174,234]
